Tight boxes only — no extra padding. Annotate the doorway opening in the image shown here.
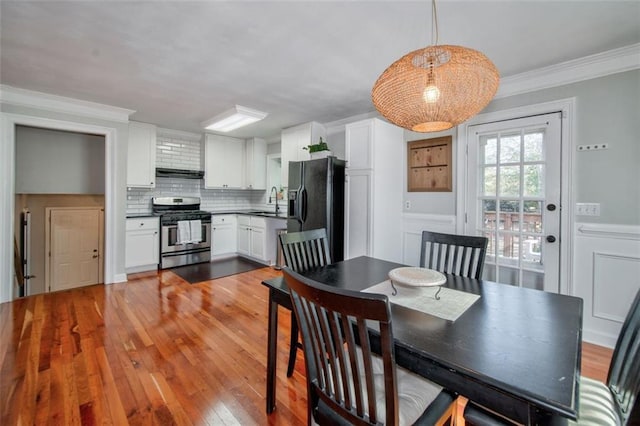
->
[14,126,106,296]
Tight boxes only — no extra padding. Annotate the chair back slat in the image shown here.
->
[608,289,640,424]
[280,228,331,273]
[420,231,488,279]
[284,268,398,426]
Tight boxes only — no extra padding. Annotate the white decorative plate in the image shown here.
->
[388,267,446,287]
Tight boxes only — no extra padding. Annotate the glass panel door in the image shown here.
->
[467,113,561,292]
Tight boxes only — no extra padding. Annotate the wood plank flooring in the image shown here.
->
[0,267,612,425]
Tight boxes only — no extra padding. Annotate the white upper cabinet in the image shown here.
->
[245,137,267,190]
[281,121,326,187]
[127,121,157,188]
[204,134,245,189]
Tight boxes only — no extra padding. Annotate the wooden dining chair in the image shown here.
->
[457,288,640,426]
[419,231,488,280]
[283,267,456,425]
[279,228,332,377]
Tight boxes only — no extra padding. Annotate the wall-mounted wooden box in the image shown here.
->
[407,136,452,192]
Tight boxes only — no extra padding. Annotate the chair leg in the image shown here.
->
[286,314,299,377]
[454,396,468,426]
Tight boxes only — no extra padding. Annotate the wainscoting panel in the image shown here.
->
[401,213,456,266]
[574,223,640,348]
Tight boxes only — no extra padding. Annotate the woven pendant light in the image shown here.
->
[371,1,499,132]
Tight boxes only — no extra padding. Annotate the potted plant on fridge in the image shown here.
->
[303,137,332,159]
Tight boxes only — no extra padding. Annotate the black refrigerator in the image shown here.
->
[287,157,345,262]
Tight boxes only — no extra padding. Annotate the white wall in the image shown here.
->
[15,126,105,194]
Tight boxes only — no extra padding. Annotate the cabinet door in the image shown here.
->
[280,128,301,188]
[344,170,372,259]
[126,230,159,268]
[346,120,373,170]
[226,140,245,188]
[245,138,266,189]
[250,226,266,260]
[205,135,245,188]
[127,122,156,188]
[237,224,250,255]
[212,224,237,256]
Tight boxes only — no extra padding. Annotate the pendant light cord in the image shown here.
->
[431,0,439,47]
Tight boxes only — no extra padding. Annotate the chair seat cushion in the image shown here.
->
[569,376,621,426]
[365,348,444,425]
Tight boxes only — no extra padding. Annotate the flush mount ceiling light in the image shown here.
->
[201,105,268,132]
[371,0,499,133]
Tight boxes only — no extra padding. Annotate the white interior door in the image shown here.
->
[466,113,561,292]
[50,209,101,292]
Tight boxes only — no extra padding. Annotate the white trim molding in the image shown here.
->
[577,223,640,241]
[0,85,135,123]
[497,43,640,99]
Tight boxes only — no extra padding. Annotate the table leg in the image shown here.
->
[266,290,278,414]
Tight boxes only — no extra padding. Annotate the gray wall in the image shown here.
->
[484,69,640,225]
[403,127,457,215]
[397,69,640,223]
[15,126,105,194]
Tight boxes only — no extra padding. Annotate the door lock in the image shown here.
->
[546,235,556,243]
[546,204,557,211]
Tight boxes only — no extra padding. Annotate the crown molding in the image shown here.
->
[496,43,640,99]
[0,85,135,123]
[157,127,202,141]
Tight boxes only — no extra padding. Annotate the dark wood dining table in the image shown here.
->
[261,256,583,425]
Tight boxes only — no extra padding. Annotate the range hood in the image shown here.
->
[156,167,204,179]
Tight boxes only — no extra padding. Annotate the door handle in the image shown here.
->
[300,188,308,222]
[546,203,557,211]
[546,235,556,243]
[92,254,99,259]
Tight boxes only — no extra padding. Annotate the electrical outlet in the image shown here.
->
[577,143,609,152]
[405,200,411,210]
[576,203,601,216]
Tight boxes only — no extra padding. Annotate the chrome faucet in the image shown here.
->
[269,186,280,214]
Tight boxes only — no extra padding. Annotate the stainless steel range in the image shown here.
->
[152,197,211,269]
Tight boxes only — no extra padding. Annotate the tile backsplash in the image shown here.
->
[126,131,270,215]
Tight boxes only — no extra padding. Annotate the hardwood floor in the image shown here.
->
[1,267,612,425]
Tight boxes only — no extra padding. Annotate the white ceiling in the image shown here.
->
[1,1,639,140]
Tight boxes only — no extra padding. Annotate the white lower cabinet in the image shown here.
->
[237,216,266,260]
[235,215,286,264]
[125,217,159,272]
[211,215,237,258]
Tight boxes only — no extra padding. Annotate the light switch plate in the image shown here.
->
[576,203,601,216]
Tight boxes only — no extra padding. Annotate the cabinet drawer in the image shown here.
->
[250,217,266,228]
[211,215,236,225]
[238,215,251,226]
[126,217,159,231]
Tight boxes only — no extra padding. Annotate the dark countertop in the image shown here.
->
[210,210,287,219]
[126,214,157,219]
